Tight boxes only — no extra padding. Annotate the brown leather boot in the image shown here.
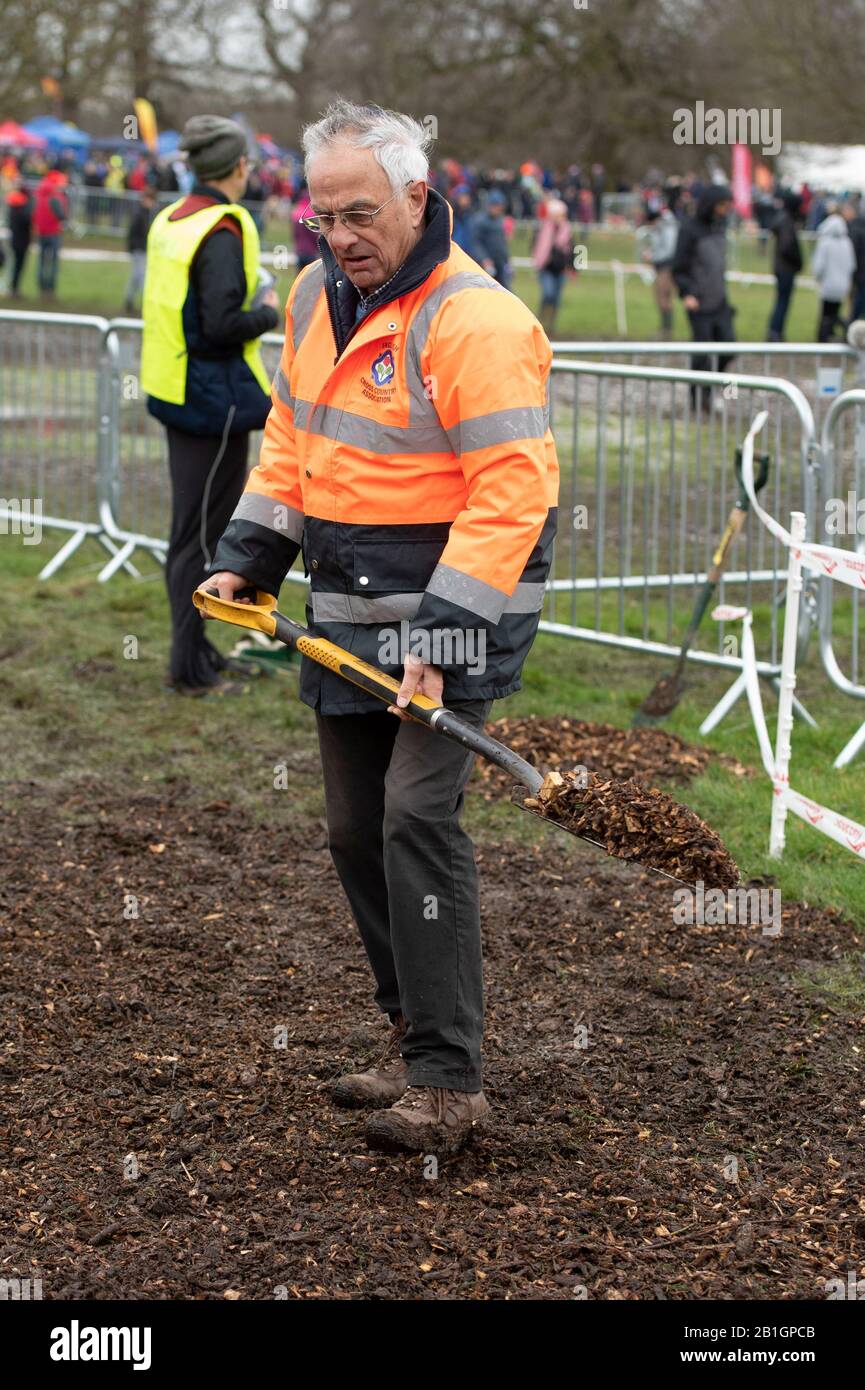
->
[331,1014,408,1109]
[365,1086,490,1154]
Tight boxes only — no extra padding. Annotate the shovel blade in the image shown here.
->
[632,671,686,726]
[509,789,691,887]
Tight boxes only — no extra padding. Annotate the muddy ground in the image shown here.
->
[2,759,864,1302]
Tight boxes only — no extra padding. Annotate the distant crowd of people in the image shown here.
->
[635,173,865,349]
[4,146,865,349]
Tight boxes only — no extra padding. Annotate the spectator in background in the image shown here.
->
[767,191,803,342]
[753,185,776,252]
[82,156,104,222]
[140,115,280,697]
[473,189,511,287]
[292,186,320,272]
[576,186,594,243]
[449,184,477,258]
[518,162,541,217]
[243,163,267,233]
[561,166,581,220]
[105,153,126,228]
[533,197,574,335]
[0,155,19,196]
[638,204,679,337]
[664,176,684,218]
[156,159,181,195]
[807,189,829,232]
[672,184,735,409]
[5,178,33,296]
[32,167,68,297]
[126,156,149,193]
[843,199,865,323]
[591,162,605,222]
[123,186,155,314]
[811,205,856,342]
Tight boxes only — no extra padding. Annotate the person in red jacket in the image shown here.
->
[32,167,69,296]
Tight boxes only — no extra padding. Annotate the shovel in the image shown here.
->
[193,586,696,885]
[633,448,770,726]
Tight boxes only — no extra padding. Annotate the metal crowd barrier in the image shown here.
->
[0,310,178,580]
[817,389,865,716]
[2,306,863,732]
[541,359,817,695]
[0,309,130,577]
[551,341,865,429]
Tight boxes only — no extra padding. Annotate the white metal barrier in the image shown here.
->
[817,389,865,731]
[551,341,865,428]
[725,415,865,863]
[543,358,817,704]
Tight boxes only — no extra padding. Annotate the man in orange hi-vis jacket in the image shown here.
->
[204,99,559,1155]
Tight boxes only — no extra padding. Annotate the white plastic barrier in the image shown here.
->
[714,411,865,861]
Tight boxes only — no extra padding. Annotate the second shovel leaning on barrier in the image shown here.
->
[633,448,771,727]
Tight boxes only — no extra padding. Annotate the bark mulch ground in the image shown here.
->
[1,780,862,1301]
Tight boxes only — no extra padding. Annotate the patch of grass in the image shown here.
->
[795,954,865,1015]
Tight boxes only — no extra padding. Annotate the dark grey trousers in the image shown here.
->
[315,699,492,1091]
[164,426,249,687]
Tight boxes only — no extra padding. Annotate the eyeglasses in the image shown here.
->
[300,180,413,235]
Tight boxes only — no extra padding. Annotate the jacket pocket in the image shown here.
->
[351,538,444,593]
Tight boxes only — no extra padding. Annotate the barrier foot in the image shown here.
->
[833,719,865,770]
[700,670,817,737]
[97,537,140,582]
[699,672,746,735]
[767,676,817,730]
[38,526,91,580]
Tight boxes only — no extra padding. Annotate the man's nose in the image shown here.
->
[329,220,360,253]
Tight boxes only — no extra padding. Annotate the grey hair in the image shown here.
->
[302,98,432,192]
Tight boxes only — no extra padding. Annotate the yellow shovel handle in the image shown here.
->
[193,586,441,712]
[192,587,278,635]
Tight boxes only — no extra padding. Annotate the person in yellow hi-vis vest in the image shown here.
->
[141,115,281,696]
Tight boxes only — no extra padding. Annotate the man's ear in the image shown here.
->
[409,181,428,227]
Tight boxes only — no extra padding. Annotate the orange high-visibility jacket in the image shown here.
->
[210,189,559,714]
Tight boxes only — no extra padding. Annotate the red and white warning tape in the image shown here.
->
[710,414,865,861]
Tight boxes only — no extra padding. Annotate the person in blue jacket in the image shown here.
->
[472,189,511,287]
[449,184,477,259]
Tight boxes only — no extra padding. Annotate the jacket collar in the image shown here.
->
[192,182,231,204]
[320,187,452,358]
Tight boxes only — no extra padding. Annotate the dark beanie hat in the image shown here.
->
[179,115,248,180]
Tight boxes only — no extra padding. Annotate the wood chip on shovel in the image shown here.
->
[521,769,739,889]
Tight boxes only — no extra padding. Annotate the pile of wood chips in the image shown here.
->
[474,716,748,798]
